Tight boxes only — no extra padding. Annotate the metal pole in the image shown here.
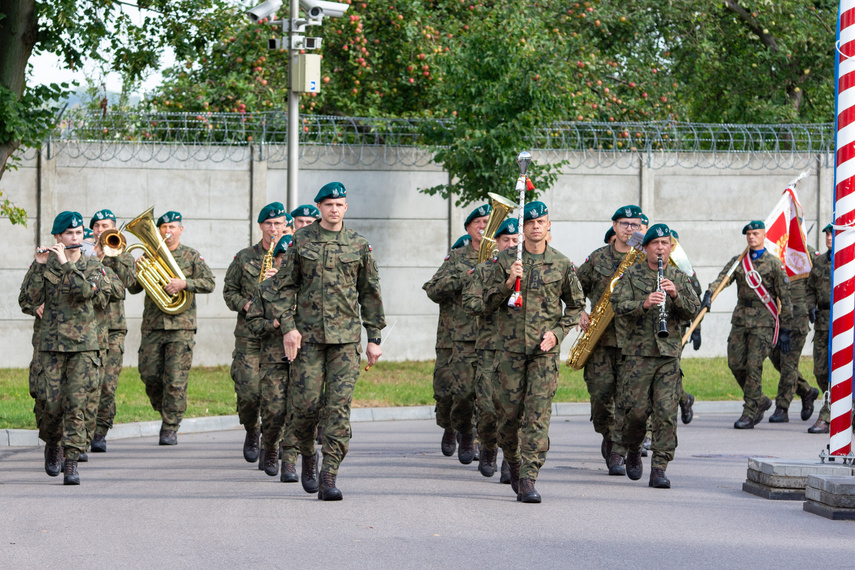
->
[287,0,299,212]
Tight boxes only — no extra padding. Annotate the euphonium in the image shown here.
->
[478,192,518,263]
[123,206,193,315]
[258,235,276,283]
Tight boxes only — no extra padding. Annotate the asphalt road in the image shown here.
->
[1,413,852,569]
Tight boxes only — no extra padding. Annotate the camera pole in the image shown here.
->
[286,0,299,213]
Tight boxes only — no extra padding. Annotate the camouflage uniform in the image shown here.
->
[245,277,299,459]
[274,221,385,476]
[806,250,832,423]
[18,264,48,442]
[612,261,701,470]
[709,250,793,418]
[423,244,480,435]
[768,277,814,410]
[223,242,268,432]
[19,254,109,461]
[422,271,454,431]
[482,246,585,480]
[128,244,215,430]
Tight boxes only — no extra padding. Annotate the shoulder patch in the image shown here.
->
[368,244,373,251]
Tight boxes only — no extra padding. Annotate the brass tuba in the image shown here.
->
[123,207,193,315]
[478,192,518,263]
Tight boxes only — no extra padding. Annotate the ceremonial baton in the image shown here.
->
[364,319,398,372]
[508,150,532,310]
[681,247,748,346]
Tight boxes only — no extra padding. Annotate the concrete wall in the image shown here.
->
[0,145,832,367]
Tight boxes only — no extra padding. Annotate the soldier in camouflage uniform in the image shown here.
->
[223,202,289,463]
[482,202,585,503]
[462,219,519,479]
[423,234,471,457]
[128,211,215,445]
[278,182,386,501]
[291,204,320,231]
[576,205,645,476]
[612,224,701,489]
[20,211,110,485]
[806,225,833,434]
[703,220,793,429]
[424,205,490,464]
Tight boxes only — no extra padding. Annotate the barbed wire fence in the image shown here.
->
[17,109,835,170]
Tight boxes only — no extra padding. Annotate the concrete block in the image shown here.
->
[350,408,375,422]
[1,222,38,268]
[746,469,807,490]
[803,499,855,520]
[369,406,434,422]
[747,458,853,478]
[805,486,855,509]
[806,474,855,495]
[181,416,228,433]
[552,402,591,417]
[0,164,39,212]
[5,429,41,447]
[347,219,448,269]
[742,480,804,501]
[109,422,145,440]
[544,173,640,222]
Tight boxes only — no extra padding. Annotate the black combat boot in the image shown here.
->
[769,407,789,423]
[625,451,643,481]
[318,471,343,501]
[801,387,819,421]
[499,459,511,484]
[440,430,456,456]
[608,452,626,476]
[458,430,475,465]
[753,396,773,424]
[507,461,521,494]
[680,393,695,424]
[280,461,299,483]
[517,478,542,503]
[78,452,88,462]
[263,446,279,477]
[479,446,498,477]
[158,428,177,445]
[90,433,107,453]
[63,458,80,486]
[649,467,671,488]
[301,452,319,493]
[243,427,260,463]
[44,446,62,477]
[734,415,755,429]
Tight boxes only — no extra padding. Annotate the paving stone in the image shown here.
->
[746,469,806,489]
[742,480,805,501]
[746,458,852,478]
[803,499,855,520]
[806,474,855,495]
[805,486,855,509]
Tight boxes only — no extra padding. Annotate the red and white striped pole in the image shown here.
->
[830,1,855,456]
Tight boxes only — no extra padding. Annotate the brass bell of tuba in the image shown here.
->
[477,192,518,263]
[123,206,193,315]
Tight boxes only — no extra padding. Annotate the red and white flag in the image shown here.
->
[763,184,812,280]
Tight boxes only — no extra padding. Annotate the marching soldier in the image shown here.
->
[482,201,585,503]
[806,224,833,434]
[223,202,288,462]
[577,205,645,475]
[669,229,698,425]
[20,212,109,484]
[128,211,215,445]
[702,221,793,429]
[612,224,701,489]
[278,182,386,500]
[291,204,321,231]
[424,205,491,464]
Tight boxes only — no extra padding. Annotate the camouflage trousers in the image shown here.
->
[450,341,479,434]
[618,355,680,471]
[769,327,813,410]
[94,332,125,437]
[813,327,830,422]
[475,349,499,450]
[432,348,454,430]
[259,363,299,458]
[38,351,101,461]
[138,329,195,431]
[582,344,622,445]
[492,351,559,481]
[727,325,774,417]
[29,347,52,444]
[289,342,361,476]
[230,336,262,431]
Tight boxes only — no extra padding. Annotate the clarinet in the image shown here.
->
[657,255,669,339]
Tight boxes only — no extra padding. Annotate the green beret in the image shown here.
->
[257,202,287,223]
[823,224,834,234]
[156,211,182,227]
[523,201,548,221]
[451,235,471,250]
[670,229,679,240]
[642,223,672,246]
[90,209,116,228]
[314,182,347,203]
[640,213,649,226]
[742,220,765,234]
[284,212,294,226]
[604,227,616,244]
[83,228,93,240]
[51,211,84,235]
[464,203,491,228]
[273,234,292,256]
[612,205,644,221]
[292,204,320,219]
[495,218,519,237]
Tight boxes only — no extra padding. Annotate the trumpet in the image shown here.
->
[656,255,669,339]
[98,228,127,257]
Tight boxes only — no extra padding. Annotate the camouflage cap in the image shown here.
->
[292,204,320,219]
[611,204,644,221]
[742,220,765,234]
[823,223,834,234]
[314,181,347,203]
[604,227,616,244]
[89,209,116,228]
[156,211,182,227]
[451,235,471,249]
[51,211,84,235]
[495,218,519,237]
[273,234,292,256]
[257,201,287,223]
[642,223,672,246]
[523,201,548,221]
[464,203,491,228]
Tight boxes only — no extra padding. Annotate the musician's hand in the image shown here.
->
[778,330,792,354]
[505,260,523,289]
[660,278,677,298]
[164,278,187,295]
[691,329,702,351]
[264,267,278,279]
[644,291,666,310]
[36,304,44,319]
[49,243,68,265]
[273,319,280,329]
[283,329,302,361]
[35,248,50,264]
[366,342,382,366]
[540,331,558,352]
[579,311,591,331]
[700,291,712,311]
[243,301,251,312]
[94,242,105,260]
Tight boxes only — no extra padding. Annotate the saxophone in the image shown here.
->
[566,239,644,370]
[258,235,277,283]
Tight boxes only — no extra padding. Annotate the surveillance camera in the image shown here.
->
[298,0,349,20]
[246,0,283,22]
